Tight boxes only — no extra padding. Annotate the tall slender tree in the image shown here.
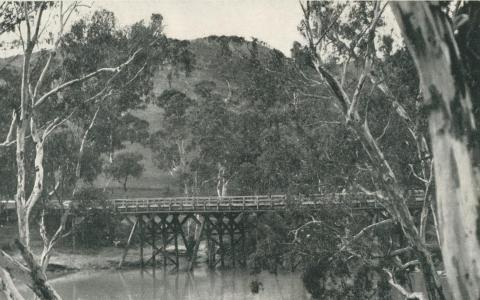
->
[0,3,168,299]
[298,1,444,298]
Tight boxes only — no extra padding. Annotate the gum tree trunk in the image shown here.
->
[392,2,480,299]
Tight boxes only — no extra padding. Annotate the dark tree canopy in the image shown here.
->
[105,152,144,192]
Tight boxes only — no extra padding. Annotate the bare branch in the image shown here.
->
[387,244,439,257]
[84,88,113,104]
[383,268,426,300]
[73,105,101,194]
[38,210,49,249]
[337,219,393,254]
[16,22,25,52]
[347,57,371,122]
[224,80,232,102]
[314,63,351,115]
[368,70,415,130]
[0,250,30,275]
[31,3,46,46]
[375,111,392,142]
[356,184,386,201]
[298,69,324,86]
[399,259,420,270]
[23,3,31,45]
[290,219,342,243]
[13,240,61,300]
[297,91,331,100]
[0,266,25,300]
[43,109,76,139]
[47,169,61,198]
[350,1,388,56]
[408,164,428,184]
[34,48,142,107]
[303,120,341,127]
[40,207,71,269]
[0,111,17,147]
[33,52,53,99]
[124,61,147,87]
[314,6,346,48]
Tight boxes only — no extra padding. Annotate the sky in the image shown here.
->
[0,1,401,59]
[92,0,305,56]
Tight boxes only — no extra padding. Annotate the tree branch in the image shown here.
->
[43,109,76,139]
[14,240,61,300]
[337,219,394,254]
[39,207,71,269]
[34,48,142,107]
[72,105,100,197]
[33,52,53,99]
[0,267,24,300]
[383,268,426,300]
[31,3,46,46]
[408,164,428,184]
[0,111,17,147]
[23,3,31,46]
[347,56,371,123]
[376,111,392,141]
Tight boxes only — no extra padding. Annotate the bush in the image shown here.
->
[71,187,118,248]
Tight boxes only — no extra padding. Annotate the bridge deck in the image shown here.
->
[0,191,425,214]
[110,192,424,214]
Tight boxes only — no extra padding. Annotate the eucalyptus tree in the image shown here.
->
[297,1,443,298]
[0,3,169,299]
[151,89,196,195]
[190,80,241,197]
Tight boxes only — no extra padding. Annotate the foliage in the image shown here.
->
[71,187,117,247]
[0,67,19,198]
[43,129,104,199]
[150,37,347,196]
[104,152,144,191]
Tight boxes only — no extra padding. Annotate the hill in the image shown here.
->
[98,36,295,195]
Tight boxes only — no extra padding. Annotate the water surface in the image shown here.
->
[41,267,310,300]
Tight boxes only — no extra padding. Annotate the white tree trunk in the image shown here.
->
[16,54,31,249]
[0,267,24,300]
[392,3,480,299]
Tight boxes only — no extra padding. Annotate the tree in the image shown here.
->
[190,80,241,197]
[105,152,144,192]
[297,1,444,298]
[391,2,480,299]
[151,89,196,195]
[0,3,166,299]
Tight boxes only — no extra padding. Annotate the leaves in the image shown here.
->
[104,152,144,190]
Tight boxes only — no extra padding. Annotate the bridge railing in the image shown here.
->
[110,195,287,213]
[297,190,424,208]
[109,190,424,213]
[0,190,426,214]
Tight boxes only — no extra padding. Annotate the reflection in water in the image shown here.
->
[44,267,310,300]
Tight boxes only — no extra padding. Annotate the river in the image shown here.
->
[19,267,311,300]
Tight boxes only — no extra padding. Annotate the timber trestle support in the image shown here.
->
[118,212,249,271]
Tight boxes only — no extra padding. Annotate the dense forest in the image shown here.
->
[0,1,480,300]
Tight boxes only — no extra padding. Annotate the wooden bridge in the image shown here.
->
[109,190,425,214]
[0,190,425,214]
[108,191,425,270]
[1,191,425,270]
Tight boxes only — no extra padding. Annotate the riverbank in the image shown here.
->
[0,223,158,278]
